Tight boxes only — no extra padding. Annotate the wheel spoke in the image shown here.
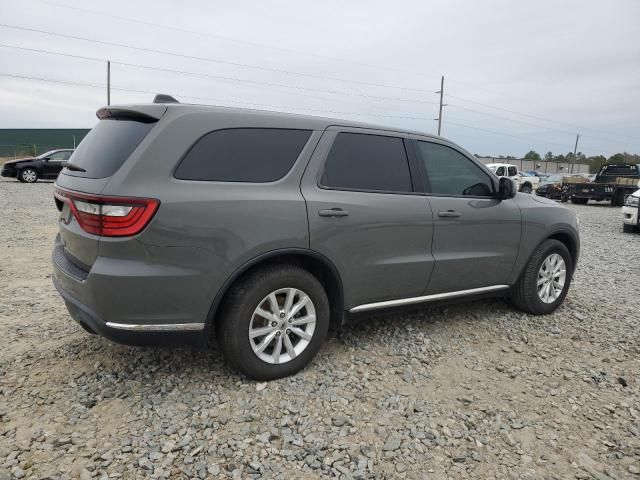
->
[254,331,277,354]
[255,307,277,322]
[249,325,275,339]
[537,276,547,286]
[268,293,280,315]
[283,334,297,359]
[291,314,316,327]
[283,288,295,314]
[288,295,309,318]
[272,334,283,364]
[289,327,311,341]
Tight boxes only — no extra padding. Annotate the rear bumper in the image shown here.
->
[53,276,205,346]
[51,234,231,346]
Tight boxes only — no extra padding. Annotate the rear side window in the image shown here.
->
[417,141,493,196]
[175,128,312,182]
[65,119,155,178]
[320,133,413,193]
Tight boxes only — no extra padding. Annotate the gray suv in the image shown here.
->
[52,100,579,379]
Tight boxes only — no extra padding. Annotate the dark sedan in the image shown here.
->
[1,149,74,183]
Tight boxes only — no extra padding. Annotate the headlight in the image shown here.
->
[625,195,639,207]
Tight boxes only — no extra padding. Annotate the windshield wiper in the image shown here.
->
[64,163,86,172]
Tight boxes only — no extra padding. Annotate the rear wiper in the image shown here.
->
[64,163,86,172]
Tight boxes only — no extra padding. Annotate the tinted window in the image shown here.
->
[49,151,71,161]
[65,119,155,178]
[495,166,505,176]
[508,166,517,176]
[321,133,412,192]
[175,128,311,182]
[417,141,493,196]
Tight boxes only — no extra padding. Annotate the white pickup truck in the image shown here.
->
[486,163,539,194]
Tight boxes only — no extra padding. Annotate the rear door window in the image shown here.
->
[508,166,517,176]
[174,128,312,182]
[65,119,155,178]
[320,132,413,193]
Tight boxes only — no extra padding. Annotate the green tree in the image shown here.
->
[524,150,541,162]
[544,151,553,162]
[587,155,606,174]
[608,153,625,163]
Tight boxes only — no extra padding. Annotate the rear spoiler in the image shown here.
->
[96,104,168,122]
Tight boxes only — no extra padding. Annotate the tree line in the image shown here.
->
[522,151,640,174]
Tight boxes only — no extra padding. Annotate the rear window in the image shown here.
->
[174,128,312,182]
[64,118,155,178]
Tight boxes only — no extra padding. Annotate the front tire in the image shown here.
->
[217,264,330,380]
[510,239,573,315]
[623,223,638,233]
[20,168,38,183]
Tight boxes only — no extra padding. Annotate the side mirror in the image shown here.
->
[498,177,517,200]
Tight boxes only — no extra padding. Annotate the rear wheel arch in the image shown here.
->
[207,249,345,332]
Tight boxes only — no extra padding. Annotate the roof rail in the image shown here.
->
[153,94,179,104]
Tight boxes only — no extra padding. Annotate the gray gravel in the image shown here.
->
[0,178,639,479]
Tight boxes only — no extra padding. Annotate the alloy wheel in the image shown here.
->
[248,288,316,364]
[537,253,566,303]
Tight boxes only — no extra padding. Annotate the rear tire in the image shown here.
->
[217,264,330,380]
[570,197,588,204]
[510,239,573,315]
[623,223,638,233]
[19,168,38,183]
[520,184,532,194]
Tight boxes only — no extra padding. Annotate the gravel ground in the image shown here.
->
[0,178,638,480]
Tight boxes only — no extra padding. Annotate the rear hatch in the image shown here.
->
[54,105,165,270]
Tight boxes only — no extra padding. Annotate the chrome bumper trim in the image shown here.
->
[349,285,510,313]
[105,322,205,332]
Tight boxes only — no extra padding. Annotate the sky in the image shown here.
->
[0,0,639,157]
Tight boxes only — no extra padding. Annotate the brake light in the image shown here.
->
[54,187,159,237]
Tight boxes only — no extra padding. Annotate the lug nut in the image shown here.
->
[280,312,285,318]
[271,321,277,327]
[286,328,291,334]
[275,331,281,337]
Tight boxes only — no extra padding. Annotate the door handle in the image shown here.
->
[438,210,461,218]
[318,208,349,217]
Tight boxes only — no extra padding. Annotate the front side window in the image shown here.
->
[320,133,413,193]
[175,128,311,182]
[417,141,494,196]
[495,166,505,176]
[49,151,71,161]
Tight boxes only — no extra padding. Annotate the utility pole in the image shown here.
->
[435,75,446,135]
[571,133,580,173]
[107,60,111,105]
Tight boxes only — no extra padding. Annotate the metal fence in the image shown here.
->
[477,157,590,174]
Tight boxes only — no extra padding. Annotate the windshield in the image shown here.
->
[542,174,564,184]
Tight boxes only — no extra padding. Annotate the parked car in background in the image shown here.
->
[1,149,74,183]
[622,189,639,233]
[52,100,580,380]
[486,163,539,193]
[535,174,565,199]
[562,164,640,205]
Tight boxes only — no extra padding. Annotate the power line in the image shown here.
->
[446,93,640,143]
[28,0,425,77]
[445,119,570,148]
[0,44,438,106]
[447,103,639,149]
[0,23,435,94]
[0,72,432,122]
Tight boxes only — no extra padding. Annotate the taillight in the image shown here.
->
[54,187,159,237]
